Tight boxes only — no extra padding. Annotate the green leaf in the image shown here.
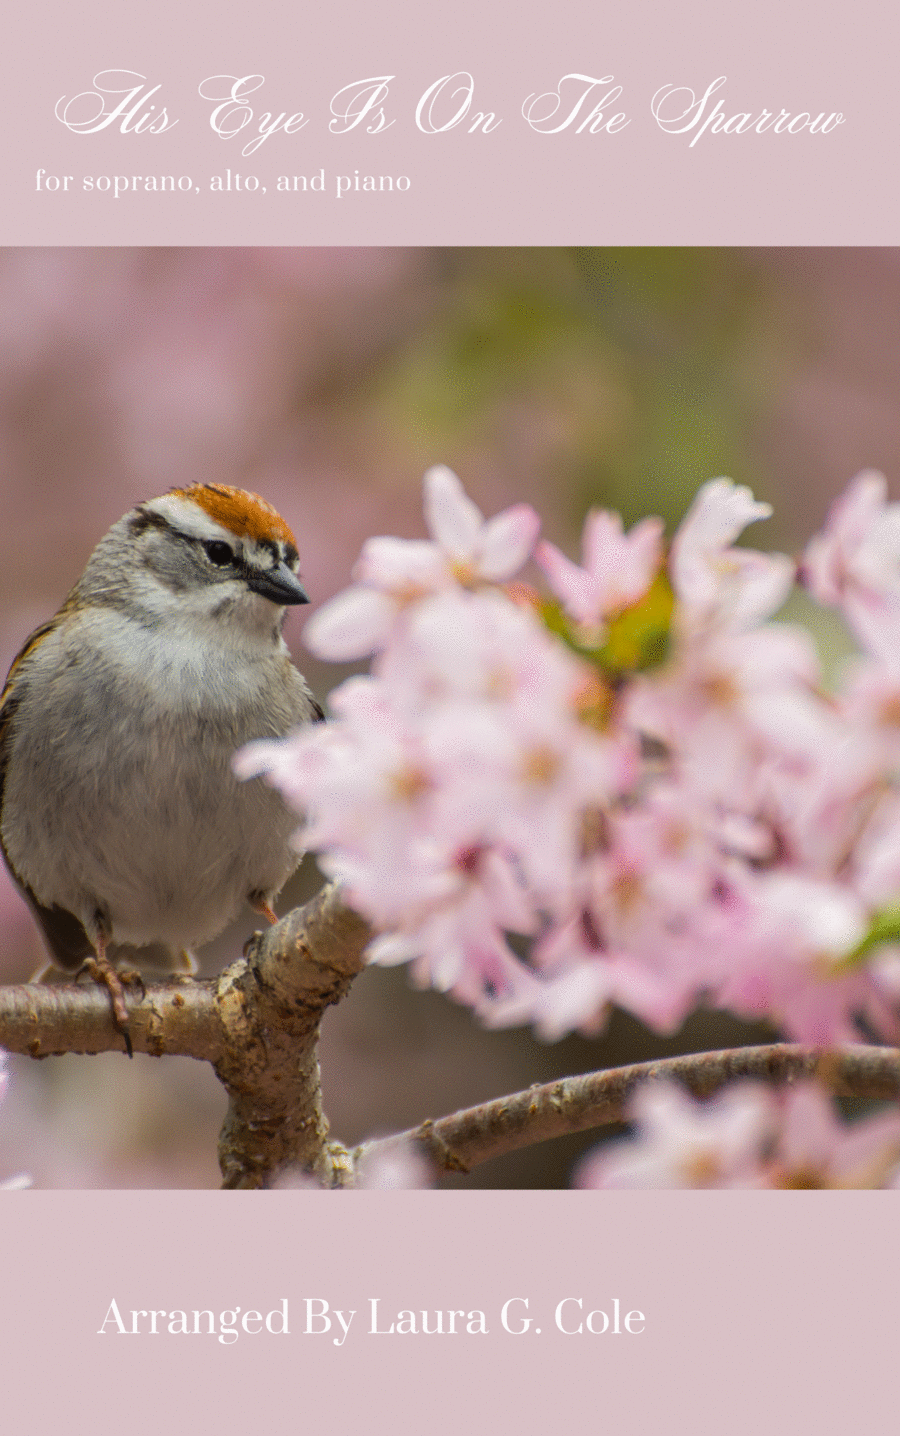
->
[840,905,900,970]
[599,571,674,676]
[539,570,674,681]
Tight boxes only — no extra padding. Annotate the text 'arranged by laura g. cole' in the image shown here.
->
[32,69,847,201]
[97,1295,647,1345]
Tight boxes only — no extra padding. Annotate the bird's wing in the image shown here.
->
[0,620,95,971]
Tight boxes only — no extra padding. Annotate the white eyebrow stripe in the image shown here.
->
[146,493,242,544]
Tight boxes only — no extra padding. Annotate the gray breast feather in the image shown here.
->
[0,608,316,959]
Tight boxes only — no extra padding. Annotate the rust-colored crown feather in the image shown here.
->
[170,483,297,548]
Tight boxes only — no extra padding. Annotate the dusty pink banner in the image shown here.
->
[0,1191,895,1434]
[3,0,897,244]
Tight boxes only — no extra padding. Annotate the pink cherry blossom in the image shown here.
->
[804,469,900,603]
[354,1136,433,1189]
[671,478,794,633]
[423,465,540,583]
[802,470,900,664]
[576,1080,900,1189]
[304,466,540,660]
[766,1083,900,1188]
[376,587,587,720]
[576,1082,775,1189]
[536,510,663,628]
[238,466,900,1051]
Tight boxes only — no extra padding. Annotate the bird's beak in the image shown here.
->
[246,563,310,606]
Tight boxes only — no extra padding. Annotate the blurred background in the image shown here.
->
[0,245,898,1187]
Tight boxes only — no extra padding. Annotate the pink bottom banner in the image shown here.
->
[0,1191,890,1433]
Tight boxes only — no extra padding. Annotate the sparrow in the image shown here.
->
[0,483,323,1053]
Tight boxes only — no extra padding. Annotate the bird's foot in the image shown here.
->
[244,892,280,960]
[76,955,136,1058]
[248,893,280,927]
[116,966,146,1001]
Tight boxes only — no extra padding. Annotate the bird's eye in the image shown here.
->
[203,540,234,567]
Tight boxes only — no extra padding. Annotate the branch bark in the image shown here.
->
[358,1043,900,1178]
[0,976,222,1060]
[213,882,371,1188]
[0,882,372,1189]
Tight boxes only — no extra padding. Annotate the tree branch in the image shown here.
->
[0,882,373,1189]
[3,891,899,1190]
[358,1043,900,1178]
[0,976,222,1060]
[213,882,371,1188]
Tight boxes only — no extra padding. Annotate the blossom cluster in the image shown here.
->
[577,1080,900,1189]
[238,465,900,1048]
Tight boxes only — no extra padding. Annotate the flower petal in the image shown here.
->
[478,504,541,579]
[423,465,485,556]
[304,586,398,660]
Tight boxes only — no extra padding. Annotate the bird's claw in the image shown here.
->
[76,955,135,1058]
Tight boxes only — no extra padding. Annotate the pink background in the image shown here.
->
[2,1,898,1431]
[3,0,897,244]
